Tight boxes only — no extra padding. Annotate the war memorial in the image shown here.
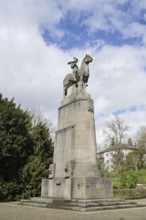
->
[20,55,144,211]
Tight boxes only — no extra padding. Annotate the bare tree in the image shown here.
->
[103,116,129,169]
[135,126,146,149]
[103,115,129,148]
[27,107,55,140]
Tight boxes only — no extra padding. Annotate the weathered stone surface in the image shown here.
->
[54,92,99,177]
[40,54,113,199]
[41,56,112,200]
[41,89,112,199]
[18,197,146,212]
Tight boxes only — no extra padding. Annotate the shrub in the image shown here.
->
[113,188,146,199]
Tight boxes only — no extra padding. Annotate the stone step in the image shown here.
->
[16,198,146,212]
[16,201,49,208]
[67,201,137,208]
[71,204,144,212]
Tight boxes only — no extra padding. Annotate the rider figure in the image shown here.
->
[68,57,79,82]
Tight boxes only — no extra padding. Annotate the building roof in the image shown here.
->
[97,146,138,155]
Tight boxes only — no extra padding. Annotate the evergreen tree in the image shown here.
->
[31,122,53,166]
[0,94,33,180]
[0,94,33,200]
[21,114,53,198]
[0,94,54,200]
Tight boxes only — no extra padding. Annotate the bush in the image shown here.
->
[112,170,138,189]
[113,189,146,199]
[137,169,146,184]
[104,169,146,189]
[0,181,22,201]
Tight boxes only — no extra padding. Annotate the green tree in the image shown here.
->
[21,113,54,198]
[112,149,125,169]
[135,126,146,149]
[125,149,145,170]
[21,156,48,198]
[127,137,133,146]
[112,169,138,189]
[0,94,33,200]
[0,95,54,201]
[31,122,53,166]
[0,94,33,180]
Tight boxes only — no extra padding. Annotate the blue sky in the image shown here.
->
[41,1,146,50]
[0,0,146,146]
[40,0,146,49]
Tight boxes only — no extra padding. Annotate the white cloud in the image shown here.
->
[88,44,146,145]
[0,0,146,147]
[0,0,64,38]
[0,17,67,127]
[60,0,146,43]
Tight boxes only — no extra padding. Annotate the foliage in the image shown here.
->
[31,122,53,166]
[113,170,138,189]
[127,137,133,146]
[113,188,146,199]
[111,149,125,170]
[21,156,48,198]
[136,169,146,184]
[0,94,53,201]
[0,94,33,181]
[125,149,146,170]
[135,126,146,149]
[21,121,54,198]
[0,180,22,201]
[104,169,146,189]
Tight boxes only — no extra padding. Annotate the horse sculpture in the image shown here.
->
[63,54,93,96]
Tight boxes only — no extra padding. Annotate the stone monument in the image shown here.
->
[19,55,144,211]
[41,54,113,200]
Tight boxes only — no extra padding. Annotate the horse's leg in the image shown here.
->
[63,85,67,96]
[79,75,83,91]
[81,76,86,91]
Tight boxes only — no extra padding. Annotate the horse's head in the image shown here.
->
[84,54,93,64]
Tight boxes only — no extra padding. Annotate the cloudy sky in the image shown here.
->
[1,0,146,147]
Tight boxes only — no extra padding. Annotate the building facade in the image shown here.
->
[97,146,137,171]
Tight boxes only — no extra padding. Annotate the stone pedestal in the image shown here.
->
[41,87,113,199]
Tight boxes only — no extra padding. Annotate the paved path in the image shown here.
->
[0,201,146,220]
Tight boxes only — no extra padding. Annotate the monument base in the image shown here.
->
[41,176,113,199]
[18,197,145,212]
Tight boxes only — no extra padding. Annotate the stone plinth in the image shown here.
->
[41,88,113,200]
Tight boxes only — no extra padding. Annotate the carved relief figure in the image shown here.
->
[64,161,75,178]
[48,164,56,179]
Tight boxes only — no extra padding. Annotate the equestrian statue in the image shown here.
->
[63,54,93,96]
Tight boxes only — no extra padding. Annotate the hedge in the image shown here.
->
[113,189,146,199]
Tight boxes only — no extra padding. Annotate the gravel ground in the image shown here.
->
[0,201,146,220]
